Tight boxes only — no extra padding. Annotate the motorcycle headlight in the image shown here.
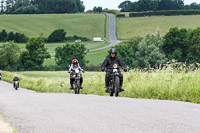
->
[113,64,118,69]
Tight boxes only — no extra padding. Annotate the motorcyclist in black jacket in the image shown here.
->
[101,48,127,93]
[13,75,20,88]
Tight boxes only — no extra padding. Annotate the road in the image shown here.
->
[0,81,200,133]
[90,13,121,52]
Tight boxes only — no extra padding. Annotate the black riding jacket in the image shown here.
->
[13,77,20,81]
[101,56,126,72]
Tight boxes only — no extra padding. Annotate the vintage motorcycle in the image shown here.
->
[14,81,19,90]
[108,64,120,97]
[70,69,83,94]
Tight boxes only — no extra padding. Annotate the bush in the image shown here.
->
[103,9,121,15]
[65,35,90,42]
[0,29,29,43]
[0,42,21,71]
[117,14,125,17]
[129,10,200,17]
[14,32,29,43]
[47,29,66,42]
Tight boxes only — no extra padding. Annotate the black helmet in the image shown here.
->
[109,48,117,55]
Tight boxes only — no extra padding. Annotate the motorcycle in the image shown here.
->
[108,64,120,97]
[14,81,19,90]
[69,69,83,94]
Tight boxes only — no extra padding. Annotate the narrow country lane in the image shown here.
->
[90,13,120,52]
[0,81,200,133]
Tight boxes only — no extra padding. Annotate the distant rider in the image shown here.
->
[68,59,84,89]
[101,48,127,93]
[13,75,20,88]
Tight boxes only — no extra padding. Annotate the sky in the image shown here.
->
[82,0,200,11]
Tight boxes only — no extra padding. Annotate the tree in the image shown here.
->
[112,43,135,68]
[118,1,131,12]
[20,37,50,70]
[14,32,29,43]
[47,29,66,42]
[93,6,102,13]
[0,41,20,71]
[126,36,143,57]
[0,29,7,42]
[55,43,88,70]
[5,0,15,13]
[0,0,5,13]
[186,28,200,64]
[5,31,15,41]
[162,27,188,62]
[153,0,158,12]
[135,34,167,68]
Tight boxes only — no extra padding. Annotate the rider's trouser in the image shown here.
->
[105,71,123,87]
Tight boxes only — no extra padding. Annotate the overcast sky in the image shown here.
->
[82,0,200,11]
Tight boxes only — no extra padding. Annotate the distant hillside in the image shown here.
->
[0,14,106,40]
[117,15,200,39]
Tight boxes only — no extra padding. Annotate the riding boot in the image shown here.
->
[69,81,73,90]
[105,80,109,93]
[80,78,83,89]
[80,84,83,89]
[119,86,125,92]
[105,87,109,93]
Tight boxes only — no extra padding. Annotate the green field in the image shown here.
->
[0,41,109,57]
[0,14,106,39]
[43,47,109,66]
[2,67,200,103]
[117,15,200,39]
[86,48,109,65]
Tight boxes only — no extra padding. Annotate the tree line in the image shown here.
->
[1,27,200,71]
[115,27,200,69]
[0,0,85,14]
[118,0,200,12]
[0,37,88,71]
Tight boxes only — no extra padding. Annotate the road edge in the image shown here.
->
[0,112,17,133]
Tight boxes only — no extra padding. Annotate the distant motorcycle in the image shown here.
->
[14,81,19,90]
[69,69,83,94]
[108,64,120,97]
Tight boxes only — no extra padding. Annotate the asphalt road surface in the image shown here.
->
[90,13,120,52]
[0,81,200,133]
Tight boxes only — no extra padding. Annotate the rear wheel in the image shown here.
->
[114,76,120,97]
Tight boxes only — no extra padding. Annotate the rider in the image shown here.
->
[68,59,84,90]
[13,74,20,88]
[101,48,127,93]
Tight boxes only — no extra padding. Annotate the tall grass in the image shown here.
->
[1,66,200,103]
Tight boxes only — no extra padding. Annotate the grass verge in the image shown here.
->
[0,112,17,133]
[1,68,200,104]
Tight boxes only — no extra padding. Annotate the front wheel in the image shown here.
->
[75,80,80,94]
[114,76,120,97]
